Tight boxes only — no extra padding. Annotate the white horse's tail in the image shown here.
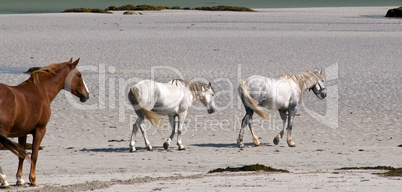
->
[128,87,162,134]
[239,80,270,119]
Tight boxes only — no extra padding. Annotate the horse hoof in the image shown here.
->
[0,182,10,188]
[178,145,186,150]
[16,179,25,186]
[163,142,169,150]
[147,147,153,151]
[238,143,245,148]
[30,182,38,187]
[273,137,279,145]
[288,143,296,147]
[130,148,136,152]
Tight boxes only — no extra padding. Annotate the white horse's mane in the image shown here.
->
[171,79,215,99]
[281,71,325,92]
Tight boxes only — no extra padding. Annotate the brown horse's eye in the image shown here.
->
[77,73,82,78]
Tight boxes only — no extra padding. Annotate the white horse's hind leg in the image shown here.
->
[177,112,187,150]
[129,118,141,152]
[238,109,257,147]
[248,117,261,146]
[139,121,153,151]
[163,115,176,150]
[274,110,287,145]
[286,109,296,147]
[0,166,10,187]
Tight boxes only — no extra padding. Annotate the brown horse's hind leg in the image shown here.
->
[16,136,27,186]
[29,127,46,186]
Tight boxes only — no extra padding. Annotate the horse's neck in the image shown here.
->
[26,70,68,102]
[284,75,316,93]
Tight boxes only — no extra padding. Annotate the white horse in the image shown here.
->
[237,70,326,148]
[128,79,216,152]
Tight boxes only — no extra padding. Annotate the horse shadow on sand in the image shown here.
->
[80,146,165,153]
[78,142,274,153]
[191,142,274,148]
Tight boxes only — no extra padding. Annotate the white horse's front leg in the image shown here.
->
[0,166,9,187]
[177,112,187,150]
[274,110,287,145]
[163,115,176,150]
[286,110,296,147]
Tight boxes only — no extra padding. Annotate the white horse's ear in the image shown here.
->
[207,82,212,88]
[319,68,323,74]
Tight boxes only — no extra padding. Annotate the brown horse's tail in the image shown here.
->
[239,80,270,119]
[0,134,31,163]
[128,87,162,134]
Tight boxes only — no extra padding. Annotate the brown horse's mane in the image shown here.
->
[30,62,67,85]
[171,79,215,99]
[281,71,325,91]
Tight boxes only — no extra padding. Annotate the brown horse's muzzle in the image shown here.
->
[80,93,89,102]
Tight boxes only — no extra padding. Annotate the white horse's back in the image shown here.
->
[244,75,300,110]
[133,80,190,114]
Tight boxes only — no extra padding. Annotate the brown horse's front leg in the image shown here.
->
[29,128,46,186]
[16,136,27,186]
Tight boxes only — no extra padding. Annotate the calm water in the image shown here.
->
[0,0,400,14]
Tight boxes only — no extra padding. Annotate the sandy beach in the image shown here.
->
[0,7,401,191]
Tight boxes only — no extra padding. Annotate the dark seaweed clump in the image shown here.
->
[64,5,256,13]
[385,7,402,18]
[379,168,402,177]
[336,166,402,177]
[63,8,112,14]
[106,4,167,11]
[106,4,255,12]
[336,166,394,170]
[194,5,256,12]
[208,164,289,173]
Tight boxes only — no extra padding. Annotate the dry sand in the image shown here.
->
[0,7,401,191]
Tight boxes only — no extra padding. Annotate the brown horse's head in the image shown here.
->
[64,58,90,102]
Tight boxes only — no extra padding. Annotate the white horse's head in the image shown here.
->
[199,82,216,114]
[309,70,327,100]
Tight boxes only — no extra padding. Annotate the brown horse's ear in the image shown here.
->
[71,58,80,68]
[69,58,73,63]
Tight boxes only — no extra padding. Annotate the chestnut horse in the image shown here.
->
[0,58,89,187]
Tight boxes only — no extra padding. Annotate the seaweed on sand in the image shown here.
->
[336,166,394,170]
[106,4,166,11]
[336,166,402,177]
[194,5,256,12]
[208,164,289,173]
[63,8,112,14]
[378,168,402,177]
[385,7,402,18]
